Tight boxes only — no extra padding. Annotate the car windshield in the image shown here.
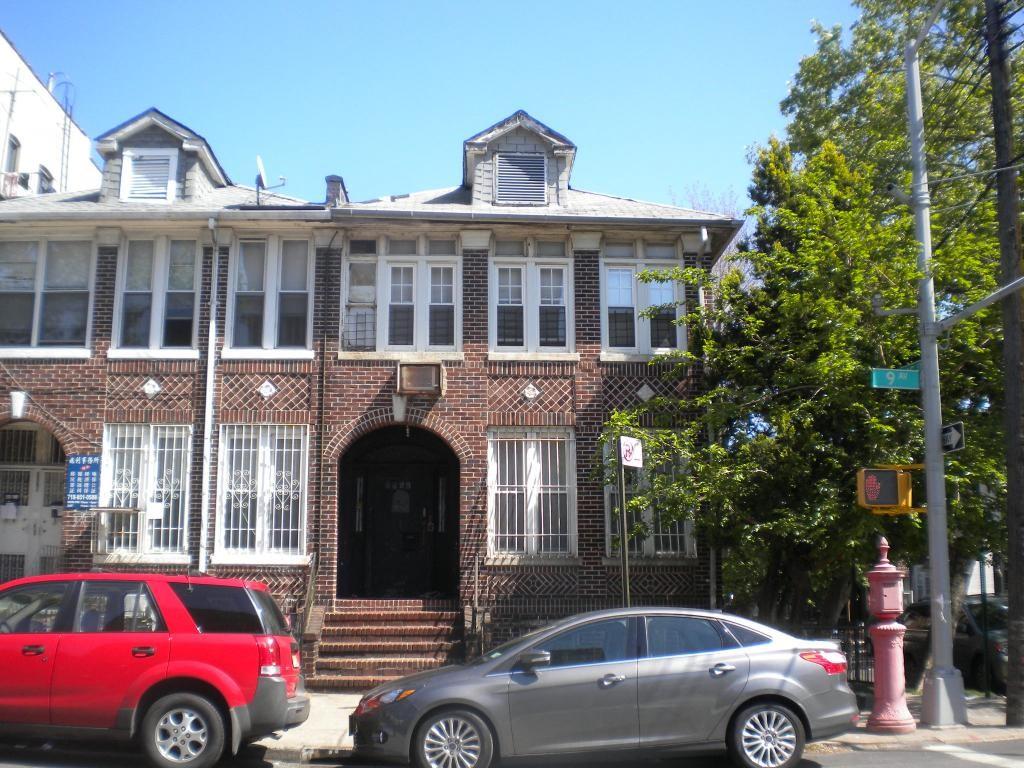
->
[471,622,568,665]
[969,601,1008,632]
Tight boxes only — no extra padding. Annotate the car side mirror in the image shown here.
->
[516,650,551,671]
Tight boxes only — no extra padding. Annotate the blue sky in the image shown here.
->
[4,1,859,211]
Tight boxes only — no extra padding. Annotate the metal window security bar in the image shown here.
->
[220,424,306,555]
[99,424,191,555]
[606,456,695,557]
[488,430,575,555]
[344,260,377,351]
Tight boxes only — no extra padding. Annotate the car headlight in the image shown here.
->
[354,688,418,716]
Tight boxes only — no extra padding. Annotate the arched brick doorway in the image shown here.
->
[337,426,459,599]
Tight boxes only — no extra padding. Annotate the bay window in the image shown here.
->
[0,239,92,350]
[229,237,312,353]
[218,424,307,559]
[487,429,576,556]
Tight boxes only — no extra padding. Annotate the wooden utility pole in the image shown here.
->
[985,0,1024,726]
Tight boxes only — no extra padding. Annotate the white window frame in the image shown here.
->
[487,428,577,558]
[488,238,573,354]
[110,236,199,359]
[600,242,686,358]
[98,423,192,560]
[494,152,548,205]
[214,424,308,564]
[119,148,178,203]
[604,450,696,560]
[223,236,315,359]
[341,240,379,352]
[0,237,95,358]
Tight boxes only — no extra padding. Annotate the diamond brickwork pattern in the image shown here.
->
[106,373,194,414]
[220,374,311,413]
[484,565,578,598]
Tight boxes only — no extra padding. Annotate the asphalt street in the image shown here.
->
[0,739,1023,768]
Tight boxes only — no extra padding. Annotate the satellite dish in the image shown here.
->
[256,155,268,190]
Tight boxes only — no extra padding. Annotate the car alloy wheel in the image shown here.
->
[155,707,209,763]
[422,715,482,768]
[738,707,800,768]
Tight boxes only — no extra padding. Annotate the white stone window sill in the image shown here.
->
[94,552,191,566]
[107,348,200,360]
[221,348,315,360]
[601,556,697,567]
[485,555,581,567]
[337,350,465,362]
[487,352,580,362]
[210,552,311,567]
[0,347,91,359]
[600,351,684,363]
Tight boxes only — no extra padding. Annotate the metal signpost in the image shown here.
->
[618,436,643,608]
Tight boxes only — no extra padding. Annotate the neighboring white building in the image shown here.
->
[0,29,100,199]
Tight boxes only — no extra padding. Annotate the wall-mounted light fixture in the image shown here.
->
[10,390,28,419]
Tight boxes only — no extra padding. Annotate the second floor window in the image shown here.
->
[0,239,91,348]
[231,238,312,351]
[341,237,459,353]
[602,259,684,355]
[490,239,571,353]
[117,238,198,350]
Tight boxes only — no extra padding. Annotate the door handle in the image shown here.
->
[22,645,45,656]
[599,673,626,687]
[132,646,156,658]
[710,663,736,676]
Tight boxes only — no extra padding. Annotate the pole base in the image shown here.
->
[866,717,917,734]
[921,667,968,726]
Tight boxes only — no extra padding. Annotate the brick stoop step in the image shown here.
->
[307,599,463,692]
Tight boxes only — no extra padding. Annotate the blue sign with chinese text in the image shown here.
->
[65,455,101,510]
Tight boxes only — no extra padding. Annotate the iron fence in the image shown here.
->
[800,623,874,684]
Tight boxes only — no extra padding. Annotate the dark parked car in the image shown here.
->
[0,573,310,768]
[900,597,1008,690]
[350,607,858,768]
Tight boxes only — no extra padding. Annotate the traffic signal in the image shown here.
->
[857,468,913,511]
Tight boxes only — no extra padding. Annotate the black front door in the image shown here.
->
[338,427,458,599]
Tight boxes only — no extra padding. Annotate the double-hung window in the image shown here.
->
[487,429,576,556]
[341,236,459,353]
[218,425,307,559]
[0,239,92,351]
[230,237,312,353]
[605,455,695,559]
[602,242,684,355]
[490,239,571,353]
[115,237,198,352]
[99,424,192,556]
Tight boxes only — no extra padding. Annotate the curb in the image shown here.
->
[248,744,355,763]
[807,727,1024,754]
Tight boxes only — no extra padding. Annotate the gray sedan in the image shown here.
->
[349,607,858,768]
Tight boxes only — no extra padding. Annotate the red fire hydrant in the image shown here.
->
[866,536,916,733]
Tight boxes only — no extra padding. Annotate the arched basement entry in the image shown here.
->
[0,422,66,580]
[338,426,459,599]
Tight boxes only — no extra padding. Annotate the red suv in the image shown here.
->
[0,573,310,768]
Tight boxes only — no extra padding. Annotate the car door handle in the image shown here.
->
[132,646,156,658]
[22,645,45,656]
[599,673,626,687]
[710,663,737,676]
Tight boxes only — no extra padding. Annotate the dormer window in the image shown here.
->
[120,148,178,202]
[495,153,546,205]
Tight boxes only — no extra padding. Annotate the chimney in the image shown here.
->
[325,175,348,207]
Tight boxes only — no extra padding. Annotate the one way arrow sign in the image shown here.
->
[942,421,965,453]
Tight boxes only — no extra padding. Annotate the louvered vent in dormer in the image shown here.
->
[120,149,177,201]
[495,153,546,204]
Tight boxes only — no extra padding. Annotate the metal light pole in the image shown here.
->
[903,0,967,726]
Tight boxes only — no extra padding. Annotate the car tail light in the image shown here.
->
[800,649,847,675]
[291,641,301,670]
[257,636,282,677]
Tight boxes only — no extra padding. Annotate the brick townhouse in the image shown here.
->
[0,107,741,688]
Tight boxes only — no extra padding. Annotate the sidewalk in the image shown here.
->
[249,690,1024,763]
[810,691,1024,752]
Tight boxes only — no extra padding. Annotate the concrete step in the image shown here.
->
[324,610,460,624]
[316,656,448,673]
[318,640,455,657]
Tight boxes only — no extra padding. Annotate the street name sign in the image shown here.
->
[871,368,921,390]
[942,421,965,453]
